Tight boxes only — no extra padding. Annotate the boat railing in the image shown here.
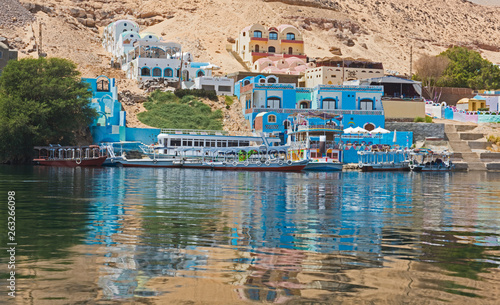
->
[160,128,254,136]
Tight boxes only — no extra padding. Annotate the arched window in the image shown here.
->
[288,47,293,55]
[268,115,277,123]
[164,68,173,77]
[267,77,277,83]
[298,101,310,109]
[96,77,109,92]
[269,32,278,40]
[364,123,375,131]
[243,79,250,86]
[197,70,205,77]
[141,67,151,76]
[253,31,262,38]
[267,97,281,108]
[259,78,266,83]
[284,120,291,130]
[152,67,162,77]
[323,98,336,110]
[255,44,259,52]
[268,46,276,53]
[243,32,246,37]
[286,33,295,40]
[360,99,373,110]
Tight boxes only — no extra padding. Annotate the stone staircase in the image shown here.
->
[226,44,251,72]
[445,124,487,171]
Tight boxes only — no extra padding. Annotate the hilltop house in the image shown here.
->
[102,20,216,83]
[233,24,306,70]
[235,75,385,135]
[305,57,384,87]
[0,42,18,76]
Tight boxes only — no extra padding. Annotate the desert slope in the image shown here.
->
[1,0,499,78]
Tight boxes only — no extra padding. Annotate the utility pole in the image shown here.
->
[409,45,413,78]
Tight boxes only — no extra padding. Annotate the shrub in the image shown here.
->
[425,115,433,123]
[478,108,489,111]
[174,88,217,101]
[138,90,223,130]
[225,95,234,107]
[414,116,425,123]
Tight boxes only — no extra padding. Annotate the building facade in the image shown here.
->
[305,58,384,87]
[103,20,214,83]
[233,24,306,69]
[235,75,385,135]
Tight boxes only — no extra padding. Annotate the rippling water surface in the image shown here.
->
[1,166,500,304]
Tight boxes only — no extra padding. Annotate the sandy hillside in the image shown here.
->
[1,0,499,128]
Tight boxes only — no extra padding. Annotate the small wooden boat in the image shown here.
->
[203,159,309,171]
[33,145,107,167]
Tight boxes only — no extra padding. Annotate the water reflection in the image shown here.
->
[1,167,500,303]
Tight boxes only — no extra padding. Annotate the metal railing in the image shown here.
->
[160,128,254,136]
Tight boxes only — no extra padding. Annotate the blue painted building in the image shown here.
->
[235,75,386,135]
[84,76,161,145]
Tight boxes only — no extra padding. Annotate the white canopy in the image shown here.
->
[343,127,355,134]
[370,127,390,135]
[352,127,369,134]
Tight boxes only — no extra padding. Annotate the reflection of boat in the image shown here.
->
[287,113,344,171]
[33,145,107,167]
[357,150,411,172]
[410,149,454,172]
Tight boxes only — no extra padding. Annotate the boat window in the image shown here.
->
[187,140,193,146]
[239,140,249,146]
[171,139,181,146]
[194,140,200,147]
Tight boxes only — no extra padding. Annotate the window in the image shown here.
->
[243,80,250,86]
[197,70,205,77]
[141,67,150,76]
[96,77,109,92]
[288,47,293,55]
[299,101,310,109]
[268,115,277,123]
[267,97,281,108]
[259,78,266,83]
[152,68,162,77]
[364,123,375,131]
[269,32,278,40]
[286,33,295,40]
[267,77,277,83]
[360,99,373,110]
[323,98,336,110]
[254,31,262,38]
[243,32,246,37]
[268,46,276,53]
[164,68,173,77]
[219,86,231,92]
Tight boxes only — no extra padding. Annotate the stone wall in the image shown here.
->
[385,122,445,143]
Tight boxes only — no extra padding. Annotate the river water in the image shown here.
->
[1,166,500,304]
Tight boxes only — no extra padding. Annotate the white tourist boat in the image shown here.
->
[357,148,411,172]
[286,112,344,171]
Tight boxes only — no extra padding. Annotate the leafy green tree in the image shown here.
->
[138,91,223,130]
[438,46,500,90]
[0,58,96,163]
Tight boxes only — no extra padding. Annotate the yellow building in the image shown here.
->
[233,24,306,68]
[305,57,384,87]
[456,97,487,111]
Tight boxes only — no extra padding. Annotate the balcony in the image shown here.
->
[250,37,268,42]
[280,39,304,44]
[250,52,307,59]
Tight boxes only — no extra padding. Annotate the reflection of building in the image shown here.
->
[305,57,384,87]
[233,24,306,70]
[235,74,385,134]
[0,41,18,76]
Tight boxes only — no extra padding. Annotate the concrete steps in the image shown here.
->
[444,124,488,171]
[228,50,251,72]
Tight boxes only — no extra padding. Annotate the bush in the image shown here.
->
[225,95,234,107]
[425,115,433,123]
[414,116,425,123]
[478,108,489,111]
[138,90,223,130]
[174,88,217,101]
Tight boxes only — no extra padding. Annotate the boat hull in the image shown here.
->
[34,156,107,167]
[117,159,182,168]
[304,162,343,171]
[411,165,454,172]
[360,164,410,172]
[203,160,308,171]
